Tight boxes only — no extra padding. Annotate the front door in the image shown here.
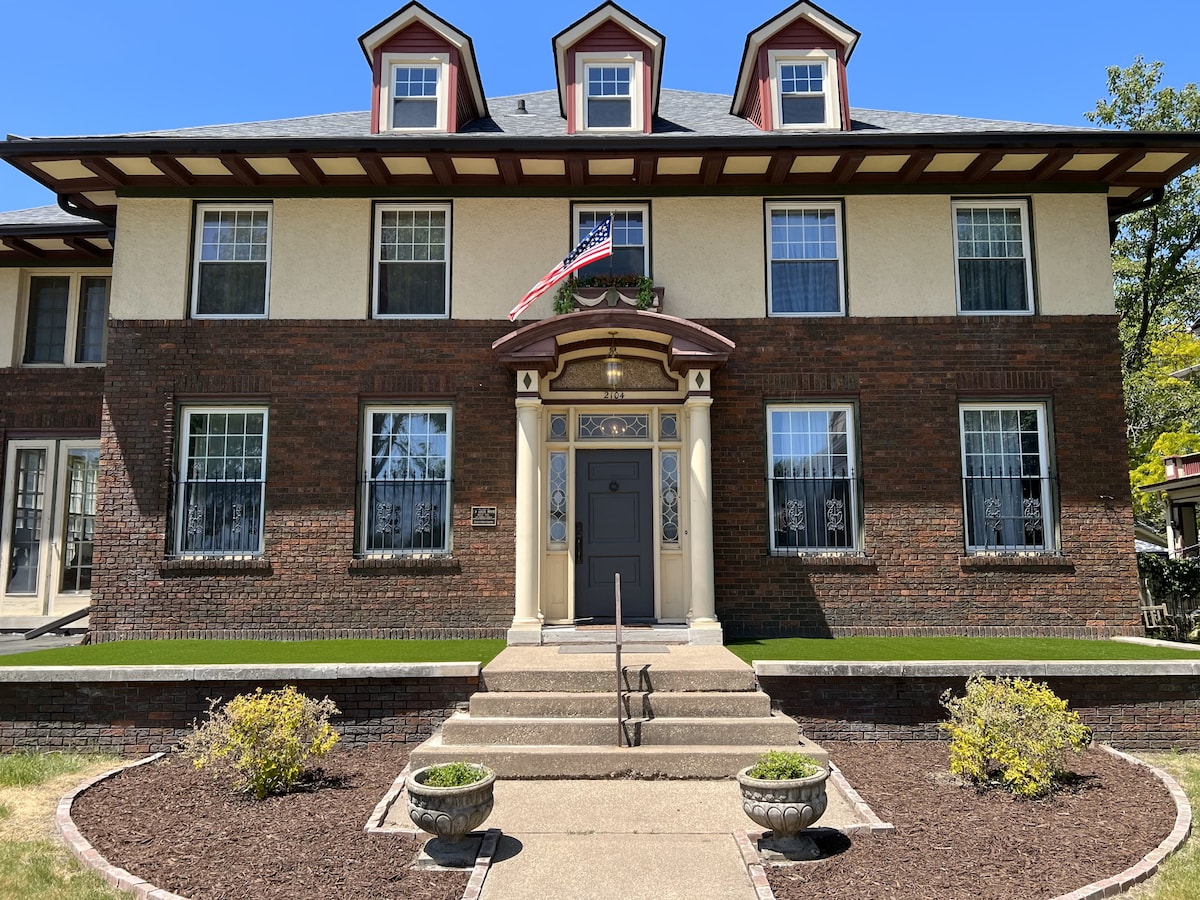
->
[574,449,654,620]
[1,440,99,616]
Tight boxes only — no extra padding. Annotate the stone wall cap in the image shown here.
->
[753,660,1200,677]
[0,662,481,682]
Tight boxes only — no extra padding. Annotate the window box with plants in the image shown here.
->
[406,761,496,843]
[553,274,664,314]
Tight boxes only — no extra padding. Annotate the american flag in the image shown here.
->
[508,216,613,321]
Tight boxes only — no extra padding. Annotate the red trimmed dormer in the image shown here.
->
[358,2,487,134]
[731,1,859,132]
[553,3,665,135]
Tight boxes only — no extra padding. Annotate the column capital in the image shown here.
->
[516,396,543,411]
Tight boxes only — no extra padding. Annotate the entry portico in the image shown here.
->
[494,308,734,645]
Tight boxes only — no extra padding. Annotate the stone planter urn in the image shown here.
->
[406,764,496,843]
[737,764,830,840]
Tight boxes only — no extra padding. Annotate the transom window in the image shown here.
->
[174,408,268,556]
[374,203,451,317]
[960,403,1054,552]
[192,204,271,318]
[953,200,1034,313]
[361,407,452,556]
[767,405,859,553]
[21,274,109,365]
[779,62,825,125]
[767,202,845,315]
[586,65,633,128]
[574,205,648,279]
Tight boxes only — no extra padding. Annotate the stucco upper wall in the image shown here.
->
[272,199,371,318]
[111,198,190,319]
[1033,193,1115,315]
[0,268,20,366]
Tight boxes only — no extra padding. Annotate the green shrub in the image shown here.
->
[180,686,340,800]
[940,674,1091,798]
[419,761,489,788]
[746,750,823,780]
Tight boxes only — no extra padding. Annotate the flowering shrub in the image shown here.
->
[180,686,340,799]
[940,674,1090,798]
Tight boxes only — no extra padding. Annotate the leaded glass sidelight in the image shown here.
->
[362,408,452,555]
[60,448,99,592]
[549,452,568,547]
[661,450,680,545]
[5,448,47,593]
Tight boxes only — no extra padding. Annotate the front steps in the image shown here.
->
[408,644,824,778]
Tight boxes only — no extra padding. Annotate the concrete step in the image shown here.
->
[540,627,692,645]
[468,690,774,719]
[482,665,756,694]
[408,732,828,779]
[439,712,799,747]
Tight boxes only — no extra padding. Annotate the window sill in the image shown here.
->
[160,557,272,577]
[349,556,461,575]
[959,554,1074,572]
[769,552,876,569]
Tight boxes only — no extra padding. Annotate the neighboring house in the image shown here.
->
[1141,453,1200,558]
[1,1,1197,643]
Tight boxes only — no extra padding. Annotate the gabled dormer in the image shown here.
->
[553,2,665,135]
[731,1,859,132]
[359,2,487,134]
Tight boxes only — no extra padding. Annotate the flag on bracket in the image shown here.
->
[508,215,613,322]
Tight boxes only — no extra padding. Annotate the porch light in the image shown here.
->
[605,332,623,388]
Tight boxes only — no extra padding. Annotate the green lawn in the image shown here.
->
[1127,752,1200,900]
[0,638,507,668]
[726,636,1200,663]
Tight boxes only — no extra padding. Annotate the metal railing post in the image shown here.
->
[615,572,623,748]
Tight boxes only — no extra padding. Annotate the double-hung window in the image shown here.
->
[960,403,1054,552]
[382,54,448,131]
[374,203,451,317]
[192,204,271,318]
[767,202,845,315]
[767,404,859,553]
[576,52,643,132]
[574,204,648,280]
[174,408,267,556]
[21,274,109,365]
[361,406,452,556]
[953,199,1034,313]
[770,50,840,129]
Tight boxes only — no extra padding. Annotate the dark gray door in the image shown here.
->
[574,449,654,620]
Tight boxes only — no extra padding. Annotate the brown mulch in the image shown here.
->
[768,742,1176,900]
[69,745,465,900]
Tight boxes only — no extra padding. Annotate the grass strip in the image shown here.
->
[0,638,507,668]
[725,636,1200,663]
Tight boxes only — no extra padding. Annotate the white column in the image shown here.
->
[685,387,721,643]
[509,394,544,644]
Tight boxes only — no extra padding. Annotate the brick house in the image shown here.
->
[1,1,1197,644]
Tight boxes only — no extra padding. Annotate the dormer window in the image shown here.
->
[770,50,840,130]
[381,53,450,131]
[575,51,644,132]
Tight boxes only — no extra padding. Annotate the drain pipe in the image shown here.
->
[57,193,117,244]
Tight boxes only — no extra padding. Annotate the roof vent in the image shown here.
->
[515,99,529,114]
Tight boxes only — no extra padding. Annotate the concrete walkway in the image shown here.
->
[389,776,863,899]
[0,633,83,656]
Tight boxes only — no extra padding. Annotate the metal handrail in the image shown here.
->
[615,572,624,748]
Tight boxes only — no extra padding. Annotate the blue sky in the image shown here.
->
[0,0,1197,211]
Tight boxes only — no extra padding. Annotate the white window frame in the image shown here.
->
[381,53,450,132]
[766,403,859,553]
[575,51,643,132]
[952,199,1035,315]
[769,49,841,131]
[360,405,453,557]
[765,200,846,316]
[959,401,1055,553]
[372,202,452,319]
[174,406,269,557]
[18,271,110,367]
[190,203,272,319]
[572,203,650,279]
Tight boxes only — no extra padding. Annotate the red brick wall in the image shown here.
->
[0,366,103,437]
[90,314,1137,641]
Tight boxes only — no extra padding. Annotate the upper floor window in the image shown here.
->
[192,204,271,318]
[576,53,643,132]
[770,50,840,130]
[373,203,451,318]
[21,274,109,366]
[766,201,844,315]
[953,200,1034,314]
[574,204,648,280]
[767,404,859,553]
[382,54,449,131]
[960,403,1054,552]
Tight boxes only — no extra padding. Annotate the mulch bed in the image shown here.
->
[69,745,465,900]
[768,742,1176,900]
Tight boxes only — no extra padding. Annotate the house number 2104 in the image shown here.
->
[603,390,625,400]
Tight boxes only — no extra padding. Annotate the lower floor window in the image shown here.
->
[767,404,859,552]
[361,406,452,555]
[960,403,1054,552]
[174,408,267,556]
